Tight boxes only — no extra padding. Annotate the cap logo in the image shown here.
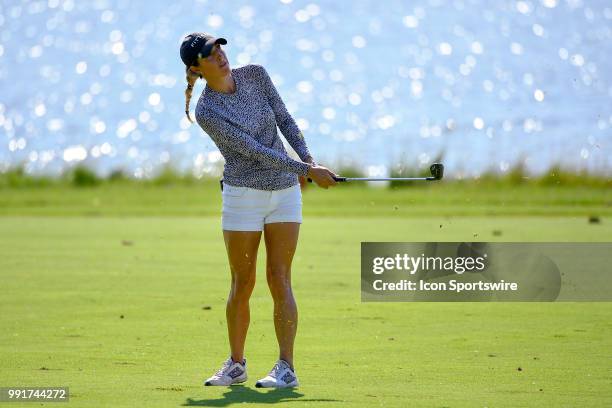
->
[191,37,202,48]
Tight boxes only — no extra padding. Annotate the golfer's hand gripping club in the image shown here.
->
[306,165,340,188]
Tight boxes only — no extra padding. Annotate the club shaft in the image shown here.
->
[307,162,444,183]
[309,176,436,182]
[342,177,432,181]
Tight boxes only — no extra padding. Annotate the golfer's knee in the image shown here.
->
[266,266,291,298]
[230,271,255,301]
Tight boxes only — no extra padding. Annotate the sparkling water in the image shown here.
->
[1,0,610,179]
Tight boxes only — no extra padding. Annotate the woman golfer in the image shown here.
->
[180,32,337,388]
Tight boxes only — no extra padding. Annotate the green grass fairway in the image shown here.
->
[1,211,611,407]
[0,182,610,217]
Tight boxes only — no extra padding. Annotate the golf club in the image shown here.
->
[308,163,444,183]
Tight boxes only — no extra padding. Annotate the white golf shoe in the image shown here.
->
[204,357,247,386]
[255,359,299,388]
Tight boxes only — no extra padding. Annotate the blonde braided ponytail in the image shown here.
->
[185,66,202,123]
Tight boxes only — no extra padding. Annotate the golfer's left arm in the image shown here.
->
[257,65,316,166]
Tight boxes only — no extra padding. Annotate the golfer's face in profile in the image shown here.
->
[195,44,230,75]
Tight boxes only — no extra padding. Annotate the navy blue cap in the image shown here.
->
[180,32,227,66]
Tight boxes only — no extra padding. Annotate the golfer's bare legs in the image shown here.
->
[264,222,300,369]
[223,230,262,363]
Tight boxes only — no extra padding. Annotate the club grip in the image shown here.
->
[307,176,346,183]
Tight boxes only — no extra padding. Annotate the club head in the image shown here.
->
[428,163,444,180]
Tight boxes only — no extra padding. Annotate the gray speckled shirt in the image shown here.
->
[195,64,313,191]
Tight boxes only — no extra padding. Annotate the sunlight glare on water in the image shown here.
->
[0,0,611,179]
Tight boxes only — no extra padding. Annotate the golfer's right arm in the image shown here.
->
[198,113,309,174]
[197,113,336,187]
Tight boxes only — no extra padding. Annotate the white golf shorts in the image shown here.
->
[221,183,302,231]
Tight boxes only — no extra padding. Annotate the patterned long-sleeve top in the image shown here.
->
[195,64,313,190]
